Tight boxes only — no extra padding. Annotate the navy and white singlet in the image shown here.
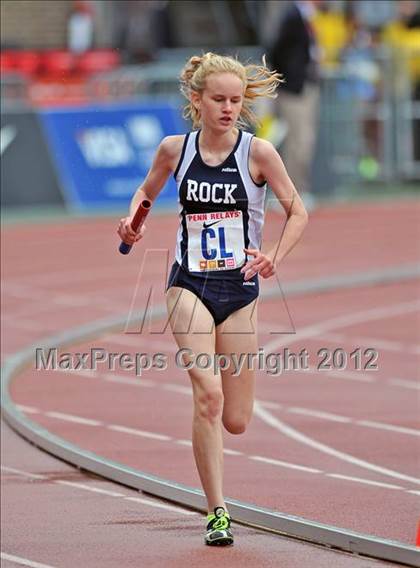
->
[167,129,267,325]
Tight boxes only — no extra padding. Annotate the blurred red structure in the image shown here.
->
[42,50,77,77]
[1,49,120,78]
[76,49,120,75]
[1,50,42,76]
[0,51,17,73]
[1,48,121,106]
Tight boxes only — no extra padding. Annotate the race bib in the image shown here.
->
[186,210,245,272]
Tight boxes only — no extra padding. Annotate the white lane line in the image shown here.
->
[287,407,352,424]
[1,465,194,515]
[1,466,45,480]
[161,384,192,395]
[388,379,420,390]
[299,370,375,383]
[63,369,153,389]
[326,370,375,383]
[44,412,102,426]
[81,371,418,437]
[263,299,420,352]
[107,424,172,441]
[124,497,197,515]
[253,402,420,486]
[319,332,420,355]
[0,552,57,568]
[5,405,419,496]
[268,362,377,384]
[69,369,98,379]
[100,334,147,348]
[102,333,176,352]
[23,372,417,440]
[3,268,111,289]
[276,406,420,437]
[223,448,243,456]
[23,403,420,473]
[325,474,404,491]
[407,490,420,496]
[175,439,193,447]
[55,481,125,497]
[101,373,156,388]
[101,333,175,350]
[2,299,92,322]
[250,455,322,474]
[357,420,420,437]
[73,362,415,404]
[319,332,402,350]
[15,405,39,414]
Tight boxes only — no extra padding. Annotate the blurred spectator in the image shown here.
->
[382,0,420,161]
[338,7,382,179]
[382,0,420,86]
[114,1,173,64]
[312,0,350,69]
[267,0,321,211]
[67,0,94,54]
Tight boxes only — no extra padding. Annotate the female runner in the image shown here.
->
[118,52,308,546]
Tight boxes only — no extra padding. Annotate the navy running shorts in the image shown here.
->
[167,262,259,326]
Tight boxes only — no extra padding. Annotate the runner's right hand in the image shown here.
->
[117,217,146,245]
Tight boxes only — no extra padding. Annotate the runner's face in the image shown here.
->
[196,72,244,130]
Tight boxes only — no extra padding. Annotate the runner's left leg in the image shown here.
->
[216,299,258,435]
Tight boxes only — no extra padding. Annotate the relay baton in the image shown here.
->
[119,199,152,255]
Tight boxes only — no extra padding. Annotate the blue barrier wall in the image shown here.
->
[40,101,186,211]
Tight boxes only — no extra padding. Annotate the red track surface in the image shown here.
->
[2,200,420,566]
[3,422,397,568]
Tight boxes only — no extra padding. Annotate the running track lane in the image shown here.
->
[2,200,420,554]
[4,422,396,568]
[8,280,420,545]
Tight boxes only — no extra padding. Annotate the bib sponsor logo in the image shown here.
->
[221,167,237,172]
[199,258,235,271]
[203,219,221,229]
[186,179,236,204]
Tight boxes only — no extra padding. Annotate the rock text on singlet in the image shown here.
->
[186,179,237,204]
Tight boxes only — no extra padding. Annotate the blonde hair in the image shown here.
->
[180,52,283,128]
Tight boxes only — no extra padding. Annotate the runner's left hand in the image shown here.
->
[241,248,276,280]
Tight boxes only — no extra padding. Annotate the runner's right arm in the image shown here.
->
[117,136,183,245]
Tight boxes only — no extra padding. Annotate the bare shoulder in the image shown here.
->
[160,134,185,153]
[249,136,278,163]
[159,135,186,171]
[249,136,281,183]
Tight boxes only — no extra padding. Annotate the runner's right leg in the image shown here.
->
[166,287,226,513]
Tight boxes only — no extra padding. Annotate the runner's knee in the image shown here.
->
[194,388,224,424]
[222,414,250,435]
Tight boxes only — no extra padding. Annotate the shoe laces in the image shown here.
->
[207,509,230,531]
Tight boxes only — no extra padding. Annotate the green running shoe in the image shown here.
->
[205,507,234,546]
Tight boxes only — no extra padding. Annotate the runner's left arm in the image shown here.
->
[241,138,308,280]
